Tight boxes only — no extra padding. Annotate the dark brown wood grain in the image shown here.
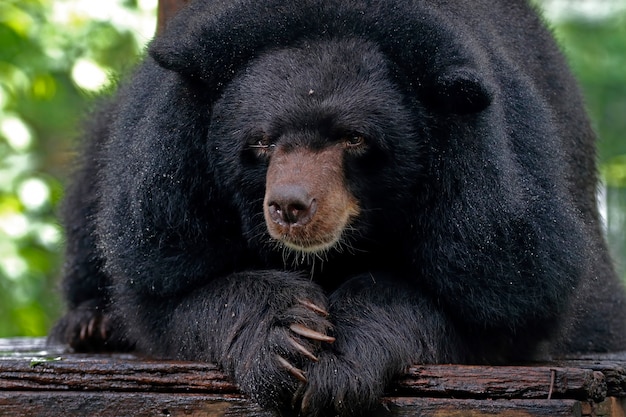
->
[383,397,584,417]
[0,392,271,417]
[394,364,607,401]
[0,392,596,417]
[558,359,626,398]
[0,340,610,402]
[2,339,626,416]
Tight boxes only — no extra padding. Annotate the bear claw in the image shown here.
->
[288,336,319,361]
[276,354,308,382]
[79,315,110,342]
[298,298,329,317]
[80,317,98,340]
[290,323,335,343]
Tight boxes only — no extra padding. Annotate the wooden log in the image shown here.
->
[383,397,583,417]
[0,356,237,393]
[0,338,237,393]
[0,392,589,417]
[557,359,626,398]
[581,397,626,417]
[0,392,271,417]
[0,349,606,402]
[2,339,626,416]
[393,364,607,402]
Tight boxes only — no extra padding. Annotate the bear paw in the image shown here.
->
[296,352,388,417]
[233,295,335,413]
[47,300,131,352]
[275,299,336,383]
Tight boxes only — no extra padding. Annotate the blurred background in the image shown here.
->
[0,0,625,337]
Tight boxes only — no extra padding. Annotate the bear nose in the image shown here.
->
[267,185,317,226]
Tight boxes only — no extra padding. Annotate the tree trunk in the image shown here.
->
[157,0,190,34]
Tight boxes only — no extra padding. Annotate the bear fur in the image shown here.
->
[50,0,626,415]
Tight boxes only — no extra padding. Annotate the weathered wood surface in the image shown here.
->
[556,356,626,398]
[397,364,606,401]
[384,397,584,417]
[0,392,270,417]
[1,338,626,416]
[0,339,610,400]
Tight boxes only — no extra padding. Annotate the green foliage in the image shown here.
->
[553,14,626,187]
[546,4,626,277]
[0,0,155,337]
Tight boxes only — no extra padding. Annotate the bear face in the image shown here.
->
[209,39,426,263]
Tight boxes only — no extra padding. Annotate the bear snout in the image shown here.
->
[266,184,318,227]
[263,146,359,253]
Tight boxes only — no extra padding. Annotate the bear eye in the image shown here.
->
[249,136,271,148]
[247,135,275,155]
[343,134,366,149]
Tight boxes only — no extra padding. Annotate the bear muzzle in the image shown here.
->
[263,146,360,253]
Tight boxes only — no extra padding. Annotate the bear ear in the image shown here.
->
[148,6,209,78]
[426,68,493,115]
[147,1,258,81]
[149,37,197,76]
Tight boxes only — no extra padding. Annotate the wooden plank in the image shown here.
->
[394,364,607,401]
[383,397,583,417]
[2,340,625,416]
[581,397,626,417]
[0,392,271,417]
[558,359,626,398]
[0,352,605,402]
[0,392,585,417]
[0,339,612,401]
[0,341,237,393]
[0,356,238,393]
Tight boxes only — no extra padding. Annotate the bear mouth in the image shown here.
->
[265,204,359,255]
[275,231,343,254]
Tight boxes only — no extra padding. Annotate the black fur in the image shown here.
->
[50,1,626,416]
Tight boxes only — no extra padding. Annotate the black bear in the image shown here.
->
[50,0,626,416]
